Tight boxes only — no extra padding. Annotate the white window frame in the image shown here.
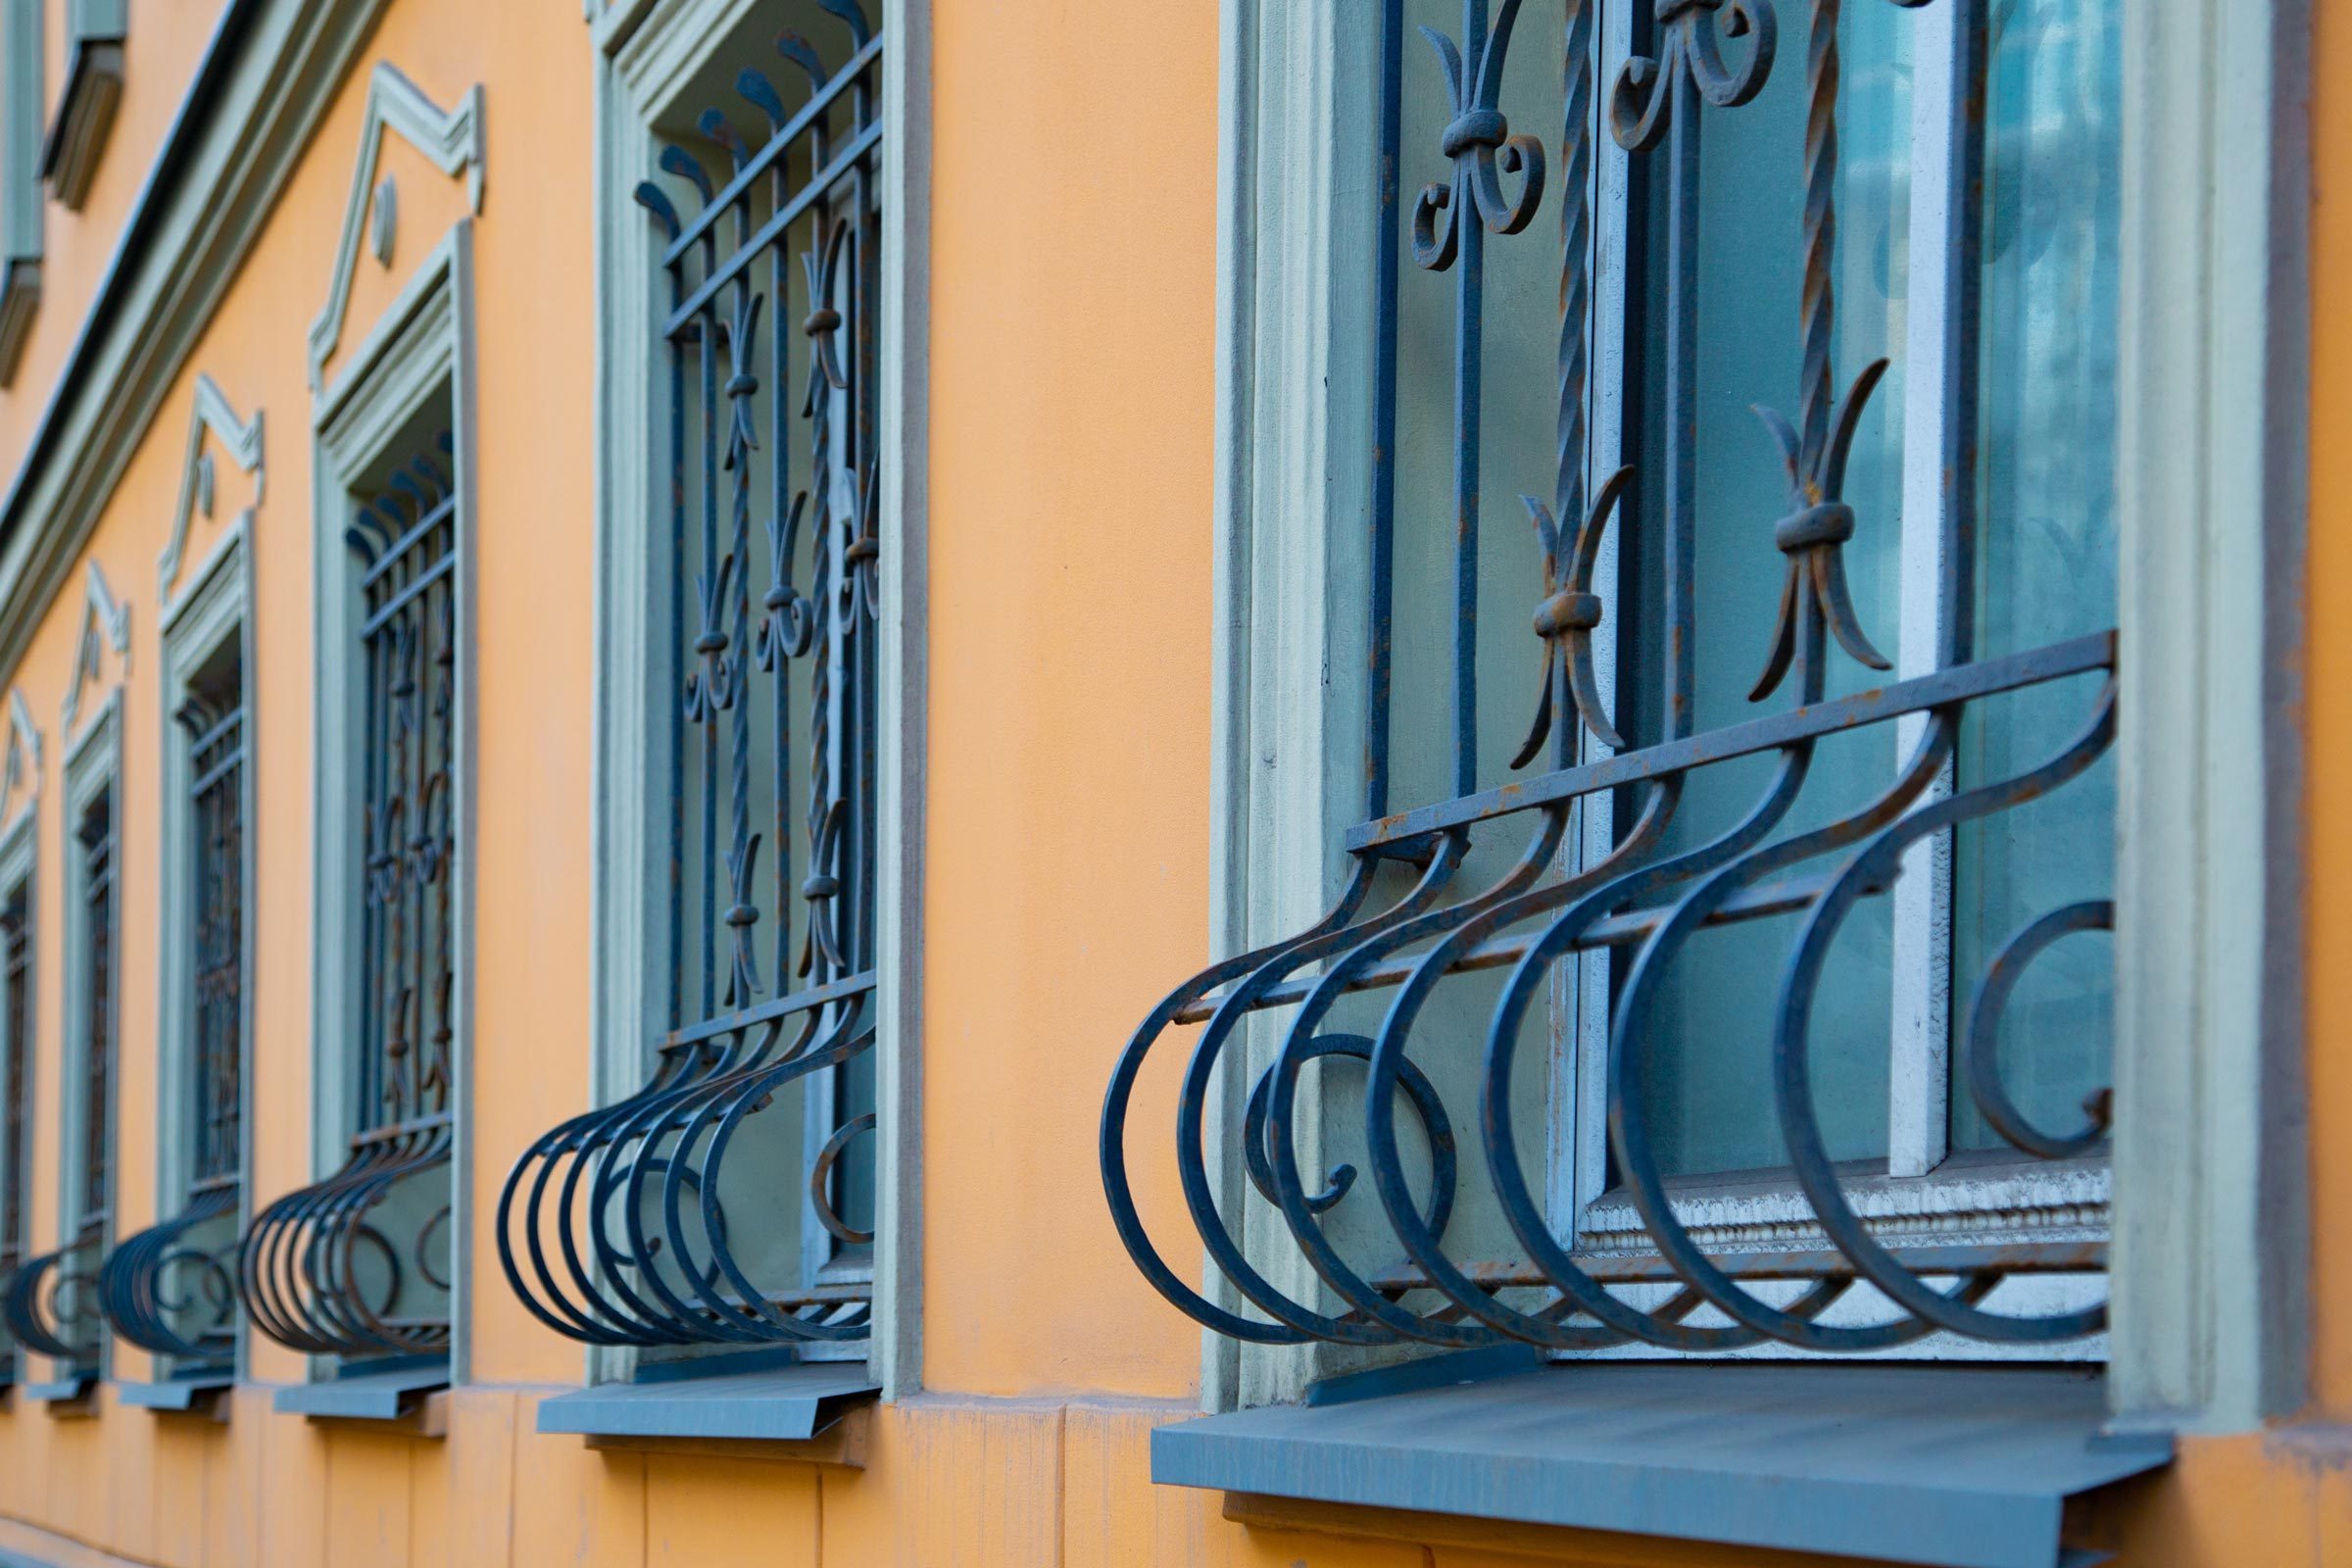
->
[1207,0,2305,1428]
[154,519,254,1379]
[309,222,478,1384]
[587,0,928,1398]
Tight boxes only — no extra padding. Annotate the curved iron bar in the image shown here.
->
[98,1184,239,1362]
[2,1222,104,1366]
[1103,0,2114,1357]
[238,1122,451,1358]
[499,6,883,1352]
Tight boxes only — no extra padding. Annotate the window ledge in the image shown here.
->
[273,1362,448,1427]
[1152,1362,2171,1568]
[23,1375,96,1416]
[537,1360,878,1447]
[117,1375,233,1417]
[41,35,126,212]
[0,258,40,387]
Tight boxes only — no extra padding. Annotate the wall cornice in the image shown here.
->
[0,0,389,686]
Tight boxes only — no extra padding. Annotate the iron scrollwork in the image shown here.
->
[240,440,459,1362]
[1103,0,2115,1358]
[498,1,884,1353]
[101,679,246,1367]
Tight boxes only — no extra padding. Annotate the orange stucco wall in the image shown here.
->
[0,0,2339,1564]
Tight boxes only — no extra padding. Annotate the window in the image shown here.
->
[500,0,890,1375]
[7,699,121,1393]
[0,860,32,1385]
[243,420,459,1373]
[0,0,42,382]
[1103,0,2123,1382]
[100,620,246,1377]
[41,0,125,212]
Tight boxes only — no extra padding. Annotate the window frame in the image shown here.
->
[297,221,477,1385]
[0,774,39,1388]
[1201,0,2304,1425]
[579,0,927,1398]
[150,520,254,1379]
[55,684,119,1384]
[0,0,43,384]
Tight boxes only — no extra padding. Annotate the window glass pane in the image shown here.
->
[1628,11,1913,1179]
[1949,0,2121,1152]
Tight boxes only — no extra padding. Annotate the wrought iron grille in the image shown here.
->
[102,670,245,1365]
[242,438,458,1360]
[1102,0,2117,1356]
[500,1,883,1351]
[0,883,28,1373]
[4,794,115,1373]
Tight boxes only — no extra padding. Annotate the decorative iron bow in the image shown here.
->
[1412,0,1546,271]
[1513,466,1636,763]
[1747,357,1893,702]
[1611,0,1780,152]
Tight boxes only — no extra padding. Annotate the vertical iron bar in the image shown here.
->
[1660,66,1698,743]
[1367,0,1402,823]
[1451,0,1492,798]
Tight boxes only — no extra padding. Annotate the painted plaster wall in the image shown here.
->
[0,0,2337,1565]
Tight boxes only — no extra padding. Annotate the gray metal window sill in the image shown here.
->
[118,1374,234,1415]
[23,1374,95,1414]
[1151,1359,2171,1568]
[537,1358,879,1444]
[273,1361,448,1422]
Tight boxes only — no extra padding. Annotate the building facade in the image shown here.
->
[0,0,2339,1564]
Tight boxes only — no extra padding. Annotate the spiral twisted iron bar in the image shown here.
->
[1102,0,2113,1355]
[498,1,882,1351]
[239,437,459,1360]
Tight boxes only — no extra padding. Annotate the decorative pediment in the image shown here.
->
[1,688,40,812]
[306,63,486,390]
[62,561,130,734]
[157,373,266,604]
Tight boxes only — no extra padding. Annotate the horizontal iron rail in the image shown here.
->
[358,494,459,589]
[1346,631,2116,854]
[662,119,884,337]
[661,968,877,1054]
[661,31,886,267]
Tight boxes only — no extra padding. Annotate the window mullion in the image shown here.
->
[1888,0,1985,1181]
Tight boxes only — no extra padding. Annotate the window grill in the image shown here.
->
[241,439,458,1361]
[101,670,244,1366]
[1102,0,2116,1355]
[499,1,883,1352]
[5,792,113,1373]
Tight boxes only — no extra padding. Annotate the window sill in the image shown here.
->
[1151,1361,2171,1568]
[118,1375,234,1418]
[40,35,126,212]
[273,1361,449,1432]
[537,1359,879,1453]
[23,1375,96,1417]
